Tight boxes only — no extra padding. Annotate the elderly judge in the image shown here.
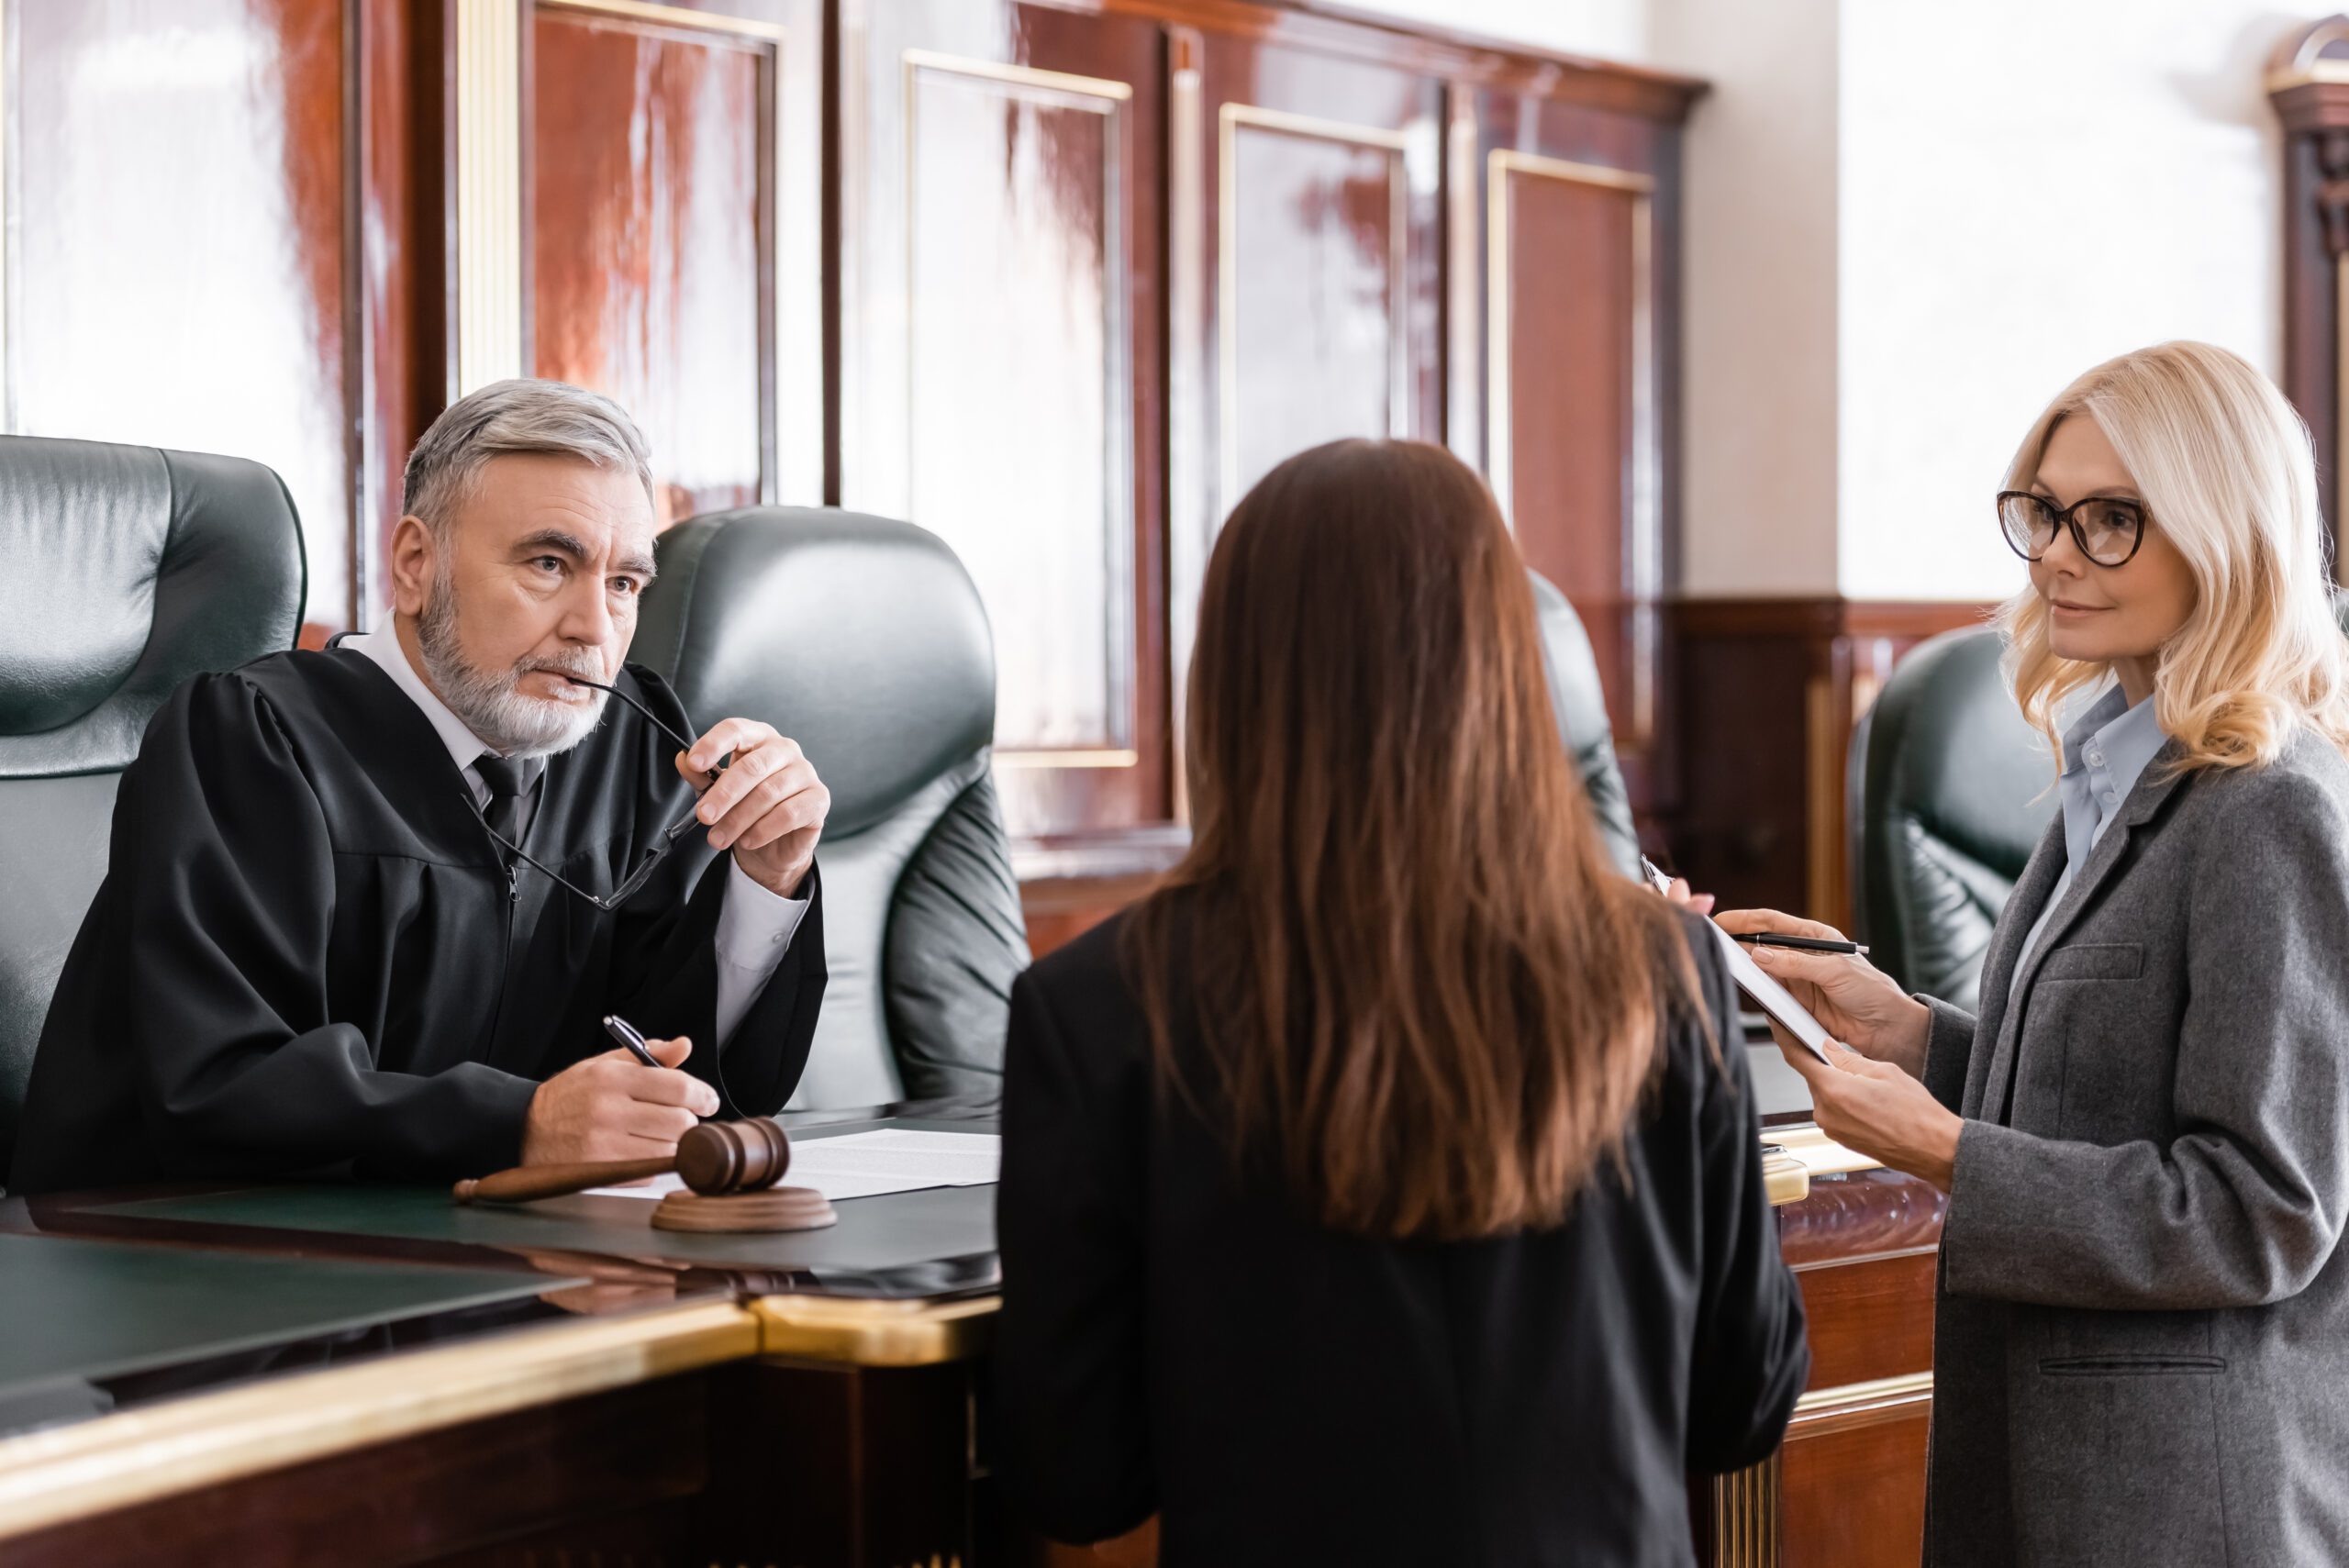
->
[9,379,829,1195]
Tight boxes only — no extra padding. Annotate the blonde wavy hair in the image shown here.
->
[1998,340,2349,773]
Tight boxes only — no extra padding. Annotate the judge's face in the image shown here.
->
[392,453,659,755]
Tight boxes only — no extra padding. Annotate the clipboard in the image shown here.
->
[1640,858,1835,1064]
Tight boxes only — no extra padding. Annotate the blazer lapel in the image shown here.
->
[1963,817,2065,1118]
[1982,740,2193,1123]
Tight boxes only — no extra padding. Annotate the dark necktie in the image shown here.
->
[473,753,543,852]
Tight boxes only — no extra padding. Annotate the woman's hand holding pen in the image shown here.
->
[1713,908,1959,1191]
[1713,908,1932,1076]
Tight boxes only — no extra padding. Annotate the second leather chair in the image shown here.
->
[634,507,1028,1108]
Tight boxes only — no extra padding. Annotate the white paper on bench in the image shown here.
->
[584,1129,1003,1204]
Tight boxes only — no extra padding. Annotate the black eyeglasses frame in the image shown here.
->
[1995,490,2149,569]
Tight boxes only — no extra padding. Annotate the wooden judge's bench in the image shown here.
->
[0,1100,1936,1568]
[1702,1124,1943,1568]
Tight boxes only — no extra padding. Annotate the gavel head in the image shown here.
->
[675,1118,791,1195]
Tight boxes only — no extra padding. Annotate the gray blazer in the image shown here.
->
[1917,728,2349,1567]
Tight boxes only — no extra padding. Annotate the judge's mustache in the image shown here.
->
[417,581,612,694]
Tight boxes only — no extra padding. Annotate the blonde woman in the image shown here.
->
[1723,341,2349,1567]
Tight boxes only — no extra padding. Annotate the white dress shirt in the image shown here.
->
[342,615,808,1045]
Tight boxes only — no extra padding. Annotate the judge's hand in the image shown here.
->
[1714,907,1932,1077]
[1778,1040,1963,1192]
[680,718,829,898]
[521,1035,719,1166]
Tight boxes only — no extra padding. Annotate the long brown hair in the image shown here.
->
[1125,439,1700,1241]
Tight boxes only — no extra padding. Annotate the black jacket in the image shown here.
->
[10,650,824,1195]
[995,905,1806,1568]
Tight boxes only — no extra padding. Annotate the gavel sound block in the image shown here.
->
[452,1118,836,1233]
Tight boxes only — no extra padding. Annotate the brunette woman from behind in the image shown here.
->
[995,439,1809,1568]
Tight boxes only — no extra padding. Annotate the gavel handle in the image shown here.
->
[453,1156,678,1205]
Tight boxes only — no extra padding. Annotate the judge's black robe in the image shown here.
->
[7,648,826,1196]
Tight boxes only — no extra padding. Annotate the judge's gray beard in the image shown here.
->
[417,585,609,759]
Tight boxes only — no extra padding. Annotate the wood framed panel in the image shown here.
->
[1471,93,1676,780]
[1170,34,1442,739]
[1664,598,1993,926]
[840,0,1169,840]
[2270,19,2349,558]
[2,0,359,637]
[447,0,821,530]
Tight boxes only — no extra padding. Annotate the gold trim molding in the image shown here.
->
[1486,149,1660,743]
[0,0,11,432]
[452,0,524,398]
[1788,1370,1935,1439]
[540,0,785,41]
[1217,102,1412,513]
[1709,1449,1780,1568]
[993,748,1141,770]
[0,1301,757,1544]
[752,1294,999,1366]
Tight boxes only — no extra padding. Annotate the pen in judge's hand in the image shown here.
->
[603,1013,663,1068]
[1731,932,1869,957]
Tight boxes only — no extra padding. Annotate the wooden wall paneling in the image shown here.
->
[2269,19,2349,555]
[1664,599,1990,927]
[1777,1399,1930,1568]
[1755,1163,1945,1568]
[1471,93,1679,817]
[1178,33,1442,650]
[520,0,821,528]
[841,0,1170,849]
[1103,0,1705,126]
[5,0,360,639]
[355,0,443,628]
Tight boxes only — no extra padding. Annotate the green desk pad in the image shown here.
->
[95,1182,996,1284]
[0,1233,573,1397]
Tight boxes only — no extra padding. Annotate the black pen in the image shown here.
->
[1731,933,1869,957]
[603,1013,662,1068]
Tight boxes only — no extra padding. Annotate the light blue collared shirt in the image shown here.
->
[2008,684,2171,1000]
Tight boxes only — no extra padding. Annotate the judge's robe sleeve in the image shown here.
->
[128,674,542,1181]
[601,848,827,1119]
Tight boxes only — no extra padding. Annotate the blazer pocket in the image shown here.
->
[2039,1353,2226,1377]
[2034,942,2143,982]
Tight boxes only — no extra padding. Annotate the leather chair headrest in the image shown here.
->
[633,508,996,839]
[1854,625,2054,1001]
[1528,571,1643,876]
[0,437,305,777]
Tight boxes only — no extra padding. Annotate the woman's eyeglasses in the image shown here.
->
[1996,491,2147,568]
[467,675,729,912]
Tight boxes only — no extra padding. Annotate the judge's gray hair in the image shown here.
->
[401,378,652,538]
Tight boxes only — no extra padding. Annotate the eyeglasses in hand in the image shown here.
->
[466,674,732,912]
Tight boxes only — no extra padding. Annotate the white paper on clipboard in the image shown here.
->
[1637,856,1834,1064]
[1703,920,1835,1064]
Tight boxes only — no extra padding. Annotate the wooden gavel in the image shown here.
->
[453,1118,790,1205]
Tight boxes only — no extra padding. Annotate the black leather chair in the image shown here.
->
[635,507,1028,1107]
[0,436,305,1176]
[1847,627,2051,1010]
[1531,571,1643,877]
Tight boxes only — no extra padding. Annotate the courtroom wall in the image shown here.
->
[1836,0,2288,602]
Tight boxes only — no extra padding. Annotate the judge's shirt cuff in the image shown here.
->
[713,857,811,1044]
